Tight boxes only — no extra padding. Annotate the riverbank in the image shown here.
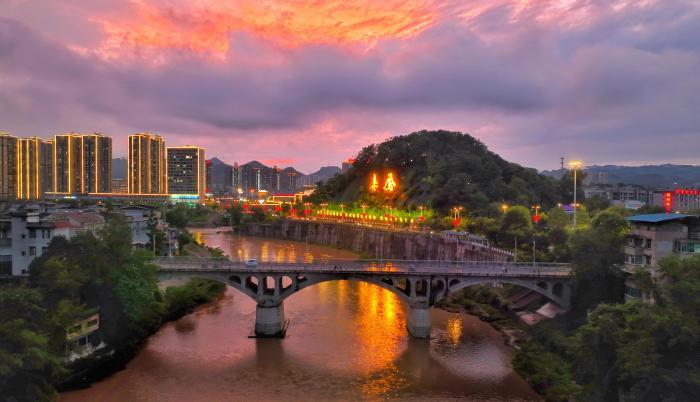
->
[241,219,514,262]
[56,278,226,392]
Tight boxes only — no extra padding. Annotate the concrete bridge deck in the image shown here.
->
[156,257,572,338]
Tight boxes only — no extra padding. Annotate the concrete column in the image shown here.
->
[406,306,431,338]
[255,303,286,337]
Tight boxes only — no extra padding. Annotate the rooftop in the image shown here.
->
[626,213,695,224]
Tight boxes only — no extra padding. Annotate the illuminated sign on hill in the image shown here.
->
[370,173,379,192]
[383,173,396,192]
[369,172,398,193]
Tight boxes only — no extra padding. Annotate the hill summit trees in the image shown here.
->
[315,130,561,214]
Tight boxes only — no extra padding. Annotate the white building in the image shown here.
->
[0,208,104,276]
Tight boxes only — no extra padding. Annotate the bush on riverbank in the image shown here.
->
[513,343,580,401]
[163,278,226,321]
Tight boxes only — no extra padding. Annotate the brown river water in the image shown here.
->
[61,228,540,401]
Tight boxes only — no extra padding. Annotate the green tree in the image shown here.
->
[498,205,533,248]
[0,287,63,401]
[569,209,628,312]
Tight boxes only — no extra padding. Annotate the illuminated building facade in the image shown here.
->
[53,133,112,194]
[232,163,241,193]
[16,137,54,199]
[167,146,206,196]
[653,189,700,213]
[288,171,298,190]
[127,133,167,194]
[0,133,18,199]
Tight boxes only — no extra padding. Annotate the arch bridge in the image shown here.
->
[156,257,572,338]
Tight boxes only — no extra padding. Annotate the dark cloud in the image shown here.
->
[0,1,699,171]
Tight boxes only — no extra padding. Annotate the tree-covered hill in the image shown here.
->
[315,130,561,213]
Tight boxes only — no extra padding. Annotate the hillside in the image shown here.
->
[315,130,561,213]
[542,164,700,188]
[585,165,700,188]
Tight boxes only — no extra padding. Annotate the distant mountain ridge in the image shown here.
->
[111,155,342,186]
[541,164,700,188]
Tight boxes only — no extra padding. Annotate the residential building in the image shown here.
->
[582,184,652,206]
[65,309,106,362]
[582,171,608,186]
[111,178,128,193]
[232,163,241,194]
[0,207,104,276]
[0,133,17,199]
[167,146,206,197]
[16,137,54,200]
[623,213,700,302]
[127,133,167,194]
[652,188,700,213]
[53,133,112,194]
[115,205,179,255]
[287,170,299,190]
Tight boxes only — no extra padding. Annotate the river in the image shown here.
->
[61,228,540,401]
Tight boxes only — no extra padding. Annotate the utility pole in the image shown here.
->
[532,239,536,267]
[569,160,582,231]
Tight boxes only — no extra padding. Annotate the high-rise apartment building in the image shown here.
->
[16,137,54,199]
[127,133,167,194]
[39,140,54,196]
[53,133,111,194]
[0,133,17,199]
[167,146,205,196]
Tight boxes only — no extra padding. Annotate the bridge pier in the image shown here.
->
[255,303,286,337]
[406,306,431,338]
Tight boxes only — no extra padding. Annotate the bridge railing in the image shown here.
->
[155,257,572,278]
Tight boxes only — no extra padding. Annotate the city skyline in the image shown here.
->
[1,1,699,171]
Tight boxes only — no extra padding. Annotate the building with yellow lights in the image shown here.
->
[53,133,112,195]
[17,137,54,200]
[167,146,206,197]
[0,133,18,199]
[127,133,167,194]
[0,133,54,200]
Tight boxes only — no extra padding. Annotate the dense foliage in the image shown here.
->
[0,215,225,401]
[314,130,562,214]
[572,256,700,401]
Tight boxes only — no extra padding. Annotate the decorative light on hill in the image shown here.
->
[383,172,397,192]
[369,172,398,193]
[370,173,379,192]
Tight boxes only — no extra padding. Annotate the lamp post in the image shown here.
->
[501,203,508,214]
[568,160,583,231]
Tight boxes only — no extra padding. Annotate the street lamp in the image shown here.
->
[568,160,583,231]
[501,204,508,214]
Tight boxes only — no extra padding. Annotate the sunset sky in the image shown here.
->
[1,0,699,172]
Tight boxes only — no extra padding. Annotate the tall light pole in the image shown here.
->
[568,160,582,231]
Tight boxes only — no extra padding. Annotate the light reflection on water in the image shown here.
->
[61,229,541,402]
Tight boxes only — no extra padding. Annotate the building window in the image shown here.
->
[0,256,11,275]
[29,247,36,256]
[28,230,36,239]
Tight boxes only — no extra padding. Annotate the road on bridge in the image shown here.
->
[155,257,571,279]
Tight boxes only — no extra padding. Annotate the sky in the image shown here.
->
[1,0,699,173]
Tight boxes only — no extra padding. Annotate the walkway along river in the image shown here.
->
[61,228,541,401]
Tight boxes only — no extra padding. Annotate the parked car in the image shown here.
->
[245,259,258,268]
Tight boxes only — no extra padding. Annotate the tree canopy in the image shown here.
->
[314,130,561,213]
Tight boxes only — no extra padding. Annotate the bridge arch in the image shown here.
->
[438,277,570,309]
[276,275,414,306]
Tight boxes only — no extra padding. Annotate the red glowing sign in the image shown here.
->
[664,191,673,213]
